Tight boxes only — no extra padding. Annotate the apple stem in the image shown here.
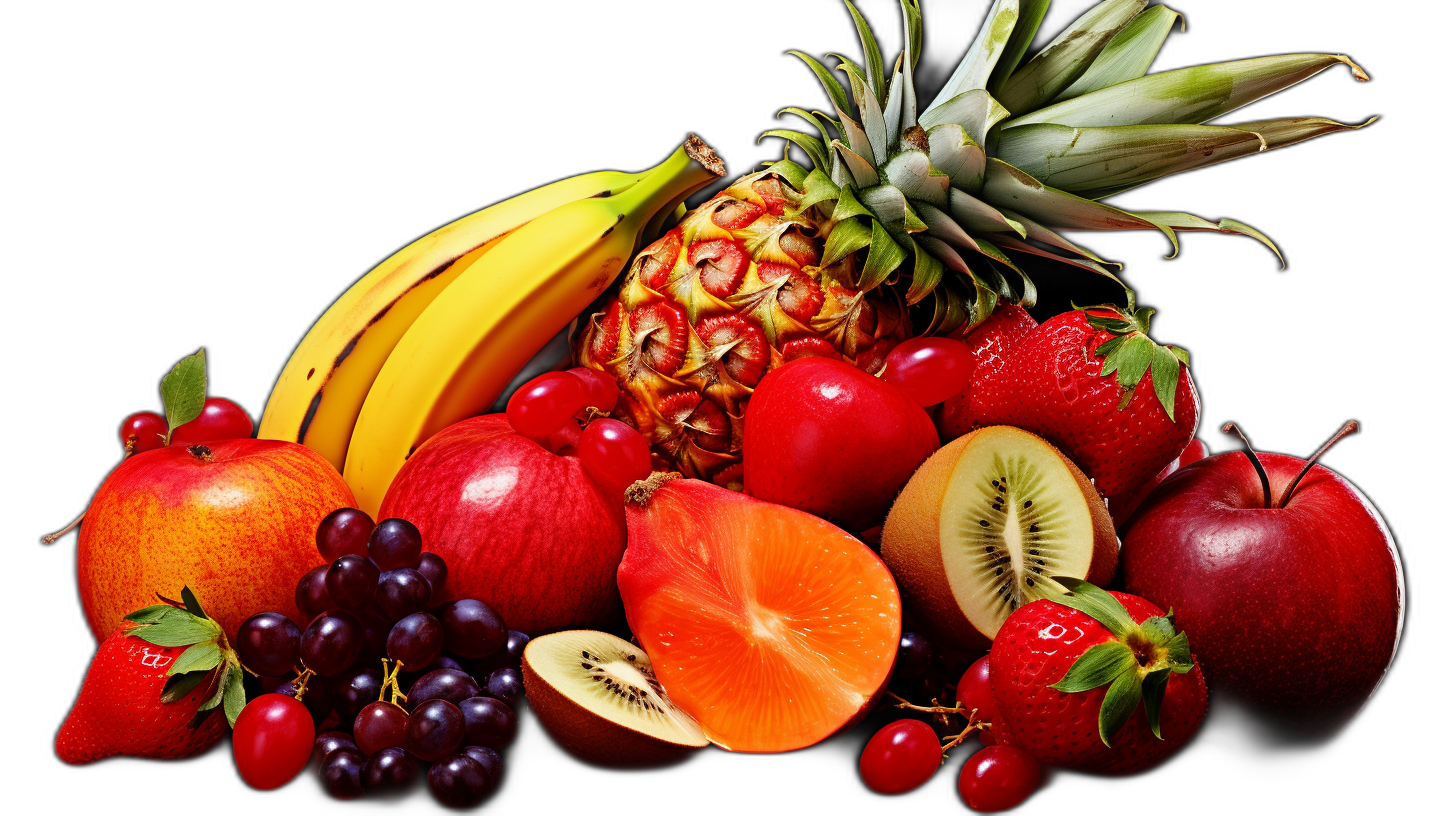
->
[1275,420,1360,509]
[1222,422,1271,509]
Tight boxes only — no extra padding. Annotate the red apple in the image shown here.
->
[743,357,940,532]
[1121,422,1403,730]
[1107,438,1208,527]
[379,414,626,636]
[78,439,355,640]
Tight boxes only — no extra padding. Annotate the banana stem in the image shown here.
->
[613,134,724,229]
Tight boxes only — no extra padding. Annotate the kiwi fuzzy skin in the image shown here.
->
[521,652,701,768]
[882,426,1119,649]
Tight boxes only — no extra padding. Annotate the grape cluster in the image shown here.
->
[506,367,653,494]
[233,508,529,807]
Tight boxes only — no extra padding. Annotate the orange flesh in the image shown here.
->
[621,481,901,752]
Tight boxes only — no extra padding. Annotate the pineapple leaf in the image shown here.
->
[831,185,873,222]
[900,0,923,70]
[926,124,986,191]
[999,0,1147,116]
[950,188,1027,237]
[898,1,920,134]
[862,219,910,290]
[1005,53,1370,129]
[919,233,971,277]
[861,184,926,232]
[760,130,830,175]
[991,236,1130,305]
[988,0,1050,97]
[1053,4,1184,102]
[837,60,888,163]
[1133,211,1283,267]
[920,89,1009,151]
[883,58,905,141]
[917,201,982,249]
[898,234,945,305]
[1232,115,1377,151]
[842,0,886,105]
[981,160,1174,254]
[832,140,879,187]
[996,123,1267,194]
[1000,208,1119,267]
[884,150,949,206]
[788,50,852,120]
[832,54,871,110]
[778,107,837,149]
[763,158,809,190]
[836,114,876,171]
[798,168,842,211]
[926,0,1019,111]
[823,217,873,267]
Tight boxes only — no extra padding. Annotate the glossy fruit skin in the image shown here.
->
[939,308,1197,497]
[507,372,587,437]
[880,337,977,407]
[858,719,942,794]
[232,693,316,790]
[938,304,1039,439]
[427,754,493,808]
[1122,452,1403,729]
[440,599,507,659]
[990,592,1208,774]
[55,625,228,764]
[743,357,940,532]
[459,696,516,749]
[369,518,423,571]
[234,612,302,677]
[406,699,466,762]
[78,438,355,640]
[956,656,997,725]
[459,746,503,792]
[170,397,255,446]
[957,745,1042,812]
[416,553,448,605]
[119,411,167,454]
[274,677,333,726]
[295,565,332,619]
[354,701,408,755]
[484,667,523,706]
[313,731,358,765]
[379,414,627,635]
[362,747,416,793]
[301,612,363,676]
[332,665,384,724]
[893,631,934,679]
[388,612,444,671]
[578,418,653,496]
[377,568,432,620]
[568,366,621,412]
[325,554,379,613]
[320,748,366,799]
[406,669,480,712]
[316,507,374,561]
[1107,438,1208,527]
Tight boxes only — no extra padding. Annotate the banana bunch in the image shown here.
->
[261,136,724,515]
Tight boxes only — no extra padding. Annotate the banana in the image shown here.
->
[258,168,648,471]
[344,136,725,515]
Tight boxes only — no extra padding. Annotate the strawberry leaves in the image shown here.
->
[1081,302,1189,421]
[1047,577,1197,747]
[123,586,247,727]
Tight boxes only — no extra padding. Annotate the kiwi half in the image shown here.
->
[522,630,708,766]
[882,426,1117,649]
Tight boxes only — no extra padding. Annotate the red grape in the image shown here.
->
[312,731,358,766]
[232,693,315,790]
[547,420,582,454]
[406,699,466,761]
[893,630,933,679]
[368,518,422,570]
[354,700,408,755]
[956,656,997,724]
[388,612,443,671]
[273,677,332,726]
[506,372,587,437]
[119,411,167,454]
[578,418,652,495]
[170,397,254,445]
[957,745,1041,812]
[567,366,620,411]
[235,612,301,677]
[859,718,942,795]
[459,746,503,793]
[880,337,976,407]
[440,599,506,659]
[316,507,373,561]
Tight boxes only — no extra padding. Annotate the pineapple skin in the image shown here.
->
[576,169,911,485]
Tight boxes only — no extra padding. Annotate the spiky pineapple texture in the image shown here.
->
[580,0,1371,483]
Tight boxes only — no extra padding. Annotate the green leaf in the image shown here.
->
[988,0,1050,98]
[997,123,1267,194]
[223,666,247,727]
[1132,211,1284,267]
[1150,344,1182,421]
[860,219,910,291]
[823,217,873,267]
[998,0,1148,116]
[884,150,949,206]
[949,189,1025,237]
[789,50,852,119]
[1142,667,1173,739]
[124,605,180,625]
[925,0,1020,111]
[159,670,207,704]
[798,168,842,212]
[925,124,986,191]
[900,235,944,305]
[160,348,207,443]
[831,185,874,222]
[1140,615,1176,647]
[197,664,231,714]
[180,587,208,620]
[1099,667,1144,746]
[1234,115,1376,150]
[168,642,222,676]
[763,158,809,191]
[1053,5,1183,102]
[842,0,886,105]
[1004,53,1370,129]
[129,615,218,648]
[1050,641,1138,693]
[1047,577,1138,638]
[981,159,1168,234]
[1101,333,1156,390]
[838,60,888,164]
[1165,631,1194,669]
[900,0,923,71]
[919,89,1009,152]
[883,60,905,141]
[832,140,879,188]
[759,130,830,176]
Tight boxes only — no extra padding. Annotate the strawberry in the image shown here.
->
[56,588,247,764]
[947,301,1198,497]
[938,302,1039,441]
[989,579,1208,775]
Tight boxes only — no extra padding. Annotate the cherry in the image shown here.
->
[231,693,316,790]
[170,397,254,445]
[880,337,976,407]
[956,656,996,724]
[578,418,652,495]
[567,367,621,412]
[119,411,167,454]
[957,745,1041,812]
[506,372,587,437]
[859,718,942,794]
[546,421,582,454]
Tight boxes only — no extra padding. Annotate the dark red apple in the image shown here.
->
[743,356,940,532]
[379,414,626,636]
[1121,422,1403,730]
[1108,438,1208,527]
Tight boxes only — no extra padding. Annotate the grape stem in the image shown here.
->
[292,667,316,700]
[940,718,988,756]
[888,691,966,716]
[379,658,409,709]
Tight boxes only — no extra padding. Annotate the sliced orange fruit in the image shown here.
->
[618,474,901,752]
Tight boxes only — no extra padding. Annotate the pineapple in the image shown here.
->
[578,0,1370,485]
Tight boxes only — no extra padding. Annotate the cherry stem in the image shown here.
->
[888,691,965,716]
[1275,420,1359,509]
[40,509,86,545]
[941,718,988,757]
[1222,421,1271,509]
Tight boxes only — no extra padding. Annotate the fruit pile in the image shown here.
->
[47,0,1405,813]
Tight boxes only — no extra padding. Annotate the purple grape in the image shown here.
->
[369,518,423,571]
[387,612,443,672]
[416,552,448,603]
[301,611,363,676]
[459,696,516,750]
[893,631,934,679]
[362,746,415,794]
[234,612,301,677]
[377,568,431,621]
[479,630,530,673]
[326,554,379,613]
[295,565,332,619]
[320,748,366,799]
[485,667,522,707]
[406,699,465,762]
[427,754,492,808]
[439,599,506,659]
[312,731,358,766]
[332,664,384,724]
[406,669,480,712]
[317,507,374,561]
[358,614,389,661]
[354,701,408,756]
[459,745,503,793]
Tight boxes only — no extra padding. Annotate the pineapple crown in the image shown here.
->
[760,0,1373,336]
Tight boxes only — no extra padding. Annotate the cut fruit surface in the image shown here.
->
[882,426,1117,650]
[522,630,707,766]
[619,476,900,753]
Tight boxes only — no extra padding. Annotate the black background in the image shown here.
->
[28,3,1426,810]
